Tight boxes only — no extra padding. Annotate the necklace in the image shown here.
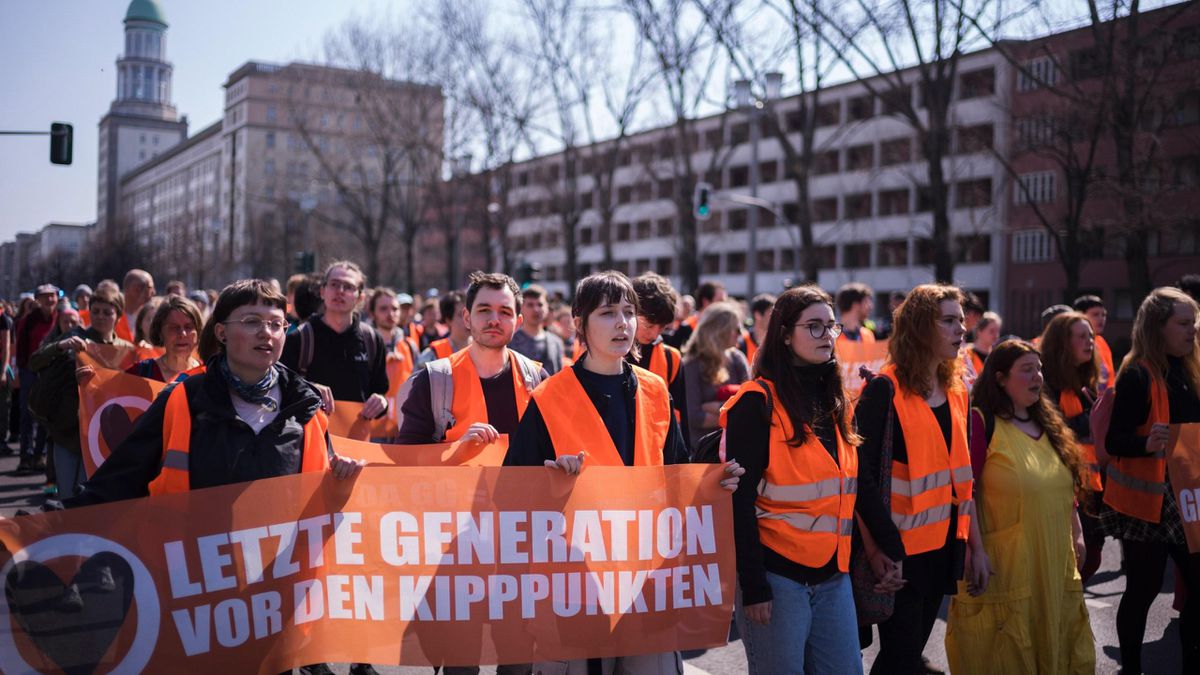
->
[1011,411,1032,422]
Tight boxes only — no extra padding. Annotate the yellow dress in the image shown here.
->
[945,418,1095,674]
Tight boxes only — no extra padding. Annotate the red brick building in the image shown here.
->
[1003,3,1200,350]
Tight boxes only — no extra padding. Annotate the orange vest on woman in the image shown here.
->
[532,365,670,467]
[1059,390,1104,492]
[1103,362,1170,522]
[880,364,974,555]
[719,379,858,571]
[148,383,330,495]
[442,348,537,442]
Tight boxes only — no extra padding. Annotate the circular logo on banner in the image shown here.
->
[87,395,154,471]
[0,534,160,675]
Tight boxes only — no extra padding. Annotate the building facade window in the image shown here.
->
[1014,171,1057,205]
[1018,56,1059,91]
[1012,229,1054,262]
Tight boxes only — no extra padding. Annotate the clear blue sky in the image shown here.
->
[0,0,387,242]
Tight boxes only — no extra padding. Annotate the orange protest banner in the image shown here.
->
[332,436,510,467]
[1168,424,1200,553]
[0,466,735,673]
[87,343,139,371]
[76,352,167,477]
[327,400,397,441]
[836,339,889,395]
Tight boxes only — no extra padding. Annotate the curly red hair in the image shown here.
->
[887,283,966,397]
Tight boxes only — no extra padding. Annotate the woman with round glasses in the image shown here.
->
[125,295,205,383]
[69,279,364,506]
[853,284,974,674]
[720,286,888,674]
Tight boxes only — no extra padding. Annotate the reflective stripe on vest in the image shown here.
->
[148,382,331,495]
[1059,390,1104,492]
[719,378,858,572]
[533,365,670,467]
[1103,362,1170,523]
[442,348,534,442]
[881,365,973,556]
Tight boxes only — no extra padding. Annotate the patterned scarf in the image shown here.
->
[218,355,280,411]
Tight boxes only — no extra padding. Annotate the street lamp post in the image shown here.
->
[733,72,782,298]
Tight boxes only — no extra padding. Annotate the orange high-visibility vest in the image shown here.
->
[1095,335,1116,392]
[1103,362,1170,522]
[968,350,985,379]
[79,309,91,327]
[719,379,858,571]
[646,342,681,385]
[743,332,759,366]
[115,316,134,343]
[442,348,535,442]
[1059,390,1104,492]
[148,382,330,495]
[532,365,670,467]
[880,364,974,555]
[836,326,876,350]
[430,338,458,360]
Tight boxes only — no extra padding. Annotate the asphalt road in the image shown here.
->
[0,447,1182,674]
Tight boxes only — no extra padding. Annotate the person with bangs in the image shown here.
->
[506,270,743,675]
[125,295,205,383]
[1073,295,1115,392]
[67,279,364,507]
[945,340,1095,673]
[1099,287,1200,673]
[1040,311,1105,581]
[682,302,752,450]
[853,284,974,675]
[630,272,689,440]
[721,286,895,674]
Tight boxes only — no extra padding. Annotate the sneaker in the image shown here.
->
[349,665,381,675]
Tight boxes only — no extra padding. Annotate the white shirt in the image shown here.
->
[228,383,282,434]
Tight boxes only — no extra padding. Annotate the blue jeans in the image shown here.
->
[18,367,47,458]
[736,571,862,675]
[53,444,86,499]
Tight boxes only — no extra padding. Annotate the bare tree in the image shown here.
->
[808,0,1003,284]
[284,17,446,288]
[697,0,855,283]
[437,0,543,274]
[519,0,654,290]
[623,0,735,293]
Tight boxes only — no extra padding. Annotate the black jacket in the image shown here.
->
[66,363,327,507]
[30,327,135,453]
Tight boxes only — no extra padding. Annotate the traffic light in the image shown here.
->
[693,181,712,220]
[50,122,73,165]
[518,261,543,286]
[294,251,315,273]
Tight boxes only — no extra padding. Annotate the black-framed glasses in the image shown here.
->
[795,321,843,339]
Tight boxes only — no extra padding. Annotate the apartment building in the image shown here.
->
[505,48,1011,313]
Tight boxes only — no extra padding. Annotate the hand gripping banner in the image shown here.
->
[0,465,736,673]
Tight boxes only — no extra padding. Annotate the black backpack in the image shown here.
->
[692,378,774,463]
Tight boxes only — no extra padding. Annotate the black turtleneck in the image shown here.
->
[724,361,853,603]
[1106,355,1200,457]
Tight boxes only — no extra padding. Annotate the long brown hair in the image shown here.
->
[887,283,965,398]
[972,340,1092,501]
[1123,287,1200,394]
[1040,312,1099,397]
[755,286,860,447]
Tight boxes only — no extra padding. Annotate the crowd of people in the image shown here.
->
[3,262,1200,675]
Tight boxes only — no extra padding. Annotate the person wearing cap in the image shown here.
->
[394,292,424,344]
[73,284,93,326]
[14,284,59,472]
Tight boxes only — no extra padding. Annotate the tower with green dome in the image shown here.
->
[97,0,188,238]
